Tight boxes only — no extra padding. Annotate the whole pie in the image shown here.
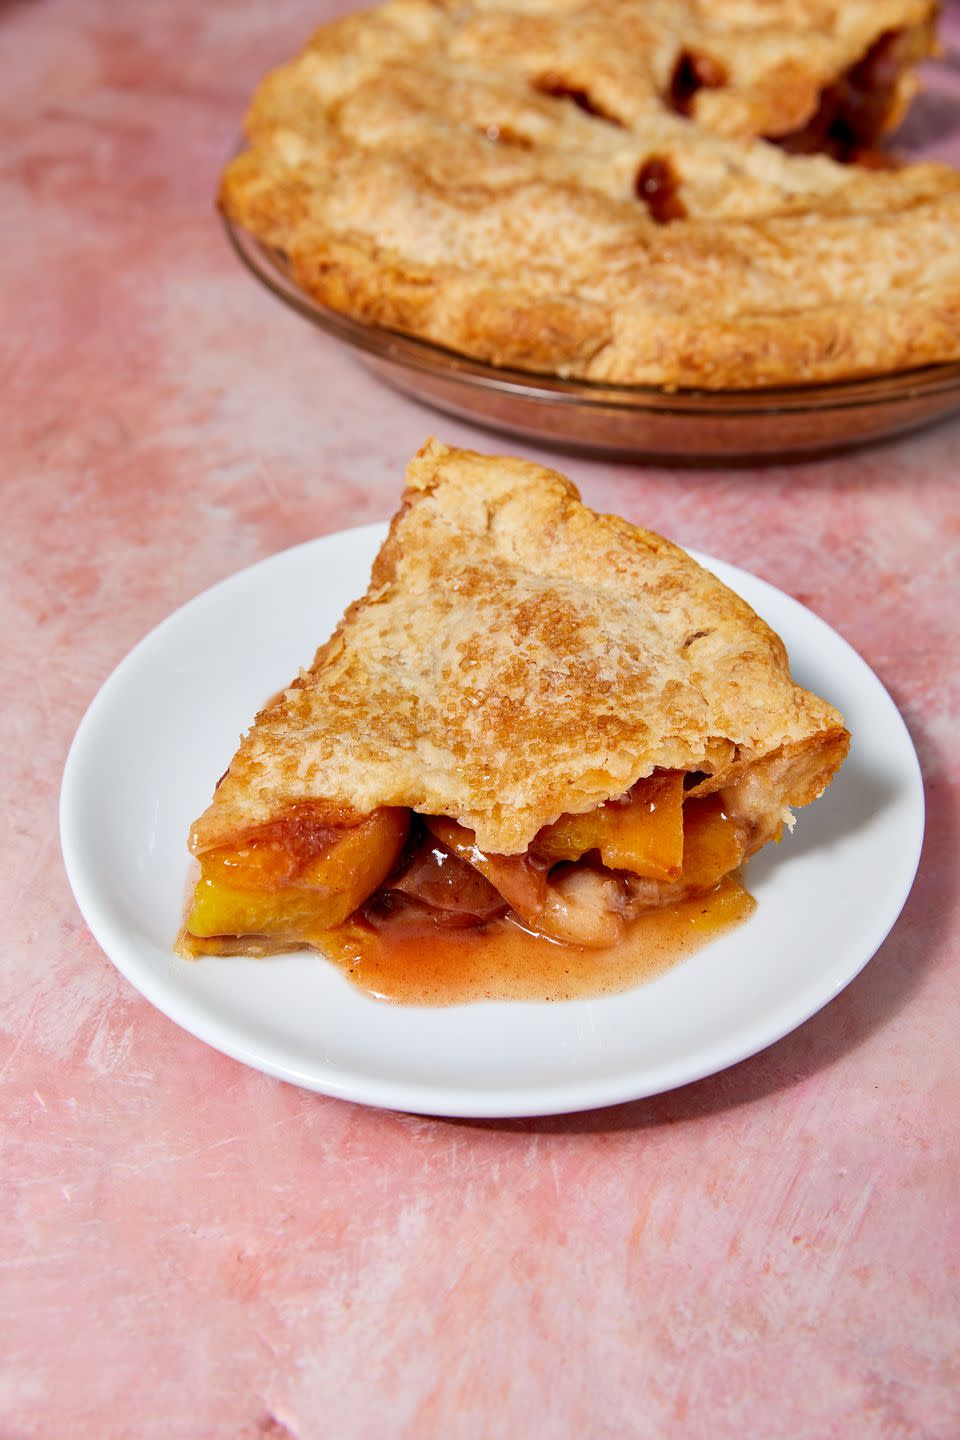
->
[180,440,850,991]
[218,0,960,388]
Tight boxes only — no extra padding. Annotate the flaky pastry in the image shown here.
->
[219,0,960,388]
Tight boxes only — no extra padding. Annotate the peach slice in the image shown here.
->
[679,794,749,890]
[533,772,684,882]
[186,807,409,941]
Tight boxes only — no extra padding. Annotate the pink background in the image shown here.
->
[3,2,959,1436]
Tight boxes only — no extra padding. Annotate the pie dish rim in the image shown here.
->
[224,215,960,457]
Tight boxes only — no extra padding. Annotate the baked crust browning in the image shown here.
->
[191,440,849,857]
[219,0,959,388]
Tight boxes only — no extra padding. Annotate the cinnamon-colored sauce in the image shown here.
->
[316,876,755,1006]
[668,49,728,117]
[635,156,686,224]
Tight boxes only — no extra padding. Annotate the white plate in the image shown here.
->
[60,525,924,1118]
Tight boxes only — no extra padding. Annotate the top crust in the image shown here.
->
[218,0,959,388]
[192,440,849,856]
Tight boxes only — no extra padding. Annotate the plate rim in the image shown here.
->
[59,523,926,1117]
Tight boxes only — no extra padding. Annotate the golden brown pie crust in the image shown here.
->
[191,440,849,857]
[218,0,959,388]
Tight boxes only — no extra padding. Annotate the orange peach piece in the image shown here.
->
[680,795,748,890]
[534,773,684,882]
[186,808,409,940]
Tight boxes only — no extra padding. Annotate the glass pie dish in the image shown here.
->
[225,215,960,464]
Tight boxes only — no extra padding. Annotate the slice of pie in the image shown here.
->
[218,0,960,388]
[180,440,849,992]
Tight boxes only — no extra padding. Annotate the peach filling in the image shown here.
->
[187,808,409,942]
[679,793,750,890]
[184,775,752,952]
[533,772,684,880]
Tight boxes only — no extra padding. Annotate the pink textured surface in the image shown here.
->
[3,2,960,1436]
